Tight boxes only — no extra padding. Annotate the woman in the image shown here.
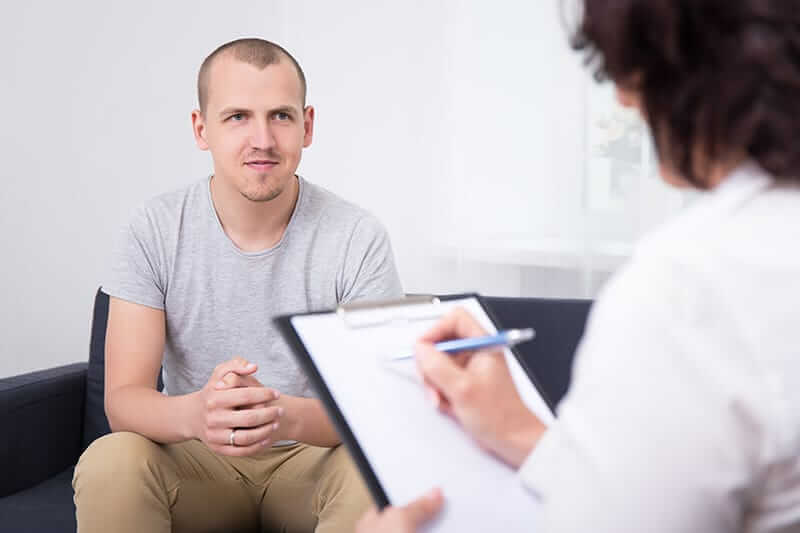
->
[358,1,800,531]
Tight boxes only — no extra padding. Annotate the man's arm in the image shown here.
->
[104,296,195,441]
[273,396,340,447]
[105,297,283,455]
[339,214,404,304]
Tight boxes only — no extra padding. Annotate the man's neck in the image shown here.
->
[209,174,300,253]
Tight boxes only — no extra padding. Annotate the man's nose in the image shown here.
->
[249,117,276,151]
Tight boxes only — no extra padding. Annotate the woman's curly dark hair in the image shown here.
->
[571,0,800,188]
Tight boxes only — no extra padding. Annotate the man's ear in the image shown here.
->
[191,109,210,151]
[302,106,315,148]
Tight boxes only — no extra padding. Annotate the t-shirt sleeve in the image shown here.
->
[517,256,765,533]
[102,207,166,310]
[338,214,404,304]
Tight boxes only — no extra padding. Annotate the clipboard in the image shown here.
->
[275,294,554,531]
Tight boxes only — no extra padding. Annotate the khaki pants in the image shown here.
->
[72,432,372,533]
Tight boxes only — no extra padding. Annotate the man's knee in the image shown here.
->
[73,432,164,495]
[313,445,372,532]
[321,445,370,499]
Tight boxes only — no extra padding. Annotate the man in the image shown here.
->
[73,38,403,533]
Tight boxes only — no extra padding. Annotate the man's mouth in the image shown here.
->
[245,160,279,170]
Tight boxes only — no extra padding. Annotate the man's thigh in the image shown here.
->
[164,438,261,532]
[259,444,372,533]
[74,432,259,533]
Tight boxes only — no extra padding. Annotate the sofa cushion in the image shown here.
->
[0,467,76,533]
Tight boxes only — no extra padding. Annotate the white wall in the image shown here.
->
[0,1,681,377]
[1,1,288,377]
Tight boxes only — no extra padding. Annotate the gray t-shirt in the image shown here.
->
[104,176,403,398]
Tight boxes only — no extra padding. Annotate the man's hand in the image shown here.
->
[189,357,283,456]
[217,357,340,447]
[218,357,267,400]
[356,488,444,533]
[415,308,547,468]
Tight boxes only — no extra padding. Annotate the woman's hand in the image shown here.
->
[356,488,444,533]
[415,308,546,468]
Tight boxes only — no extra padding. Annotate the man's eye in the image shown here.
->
[229,113,244,121]
[275,112,290,121]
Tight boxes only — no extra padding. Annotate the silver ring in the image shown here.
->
[229,429,237,446]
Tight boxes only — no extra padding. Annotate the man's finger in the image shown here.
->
[225,405,283,429]
[207,419,278,447]
[401,488,444,527]
[216,372,243,389]
[415,344,466,401]
[210,358,258,385]
[210,387,278,409]
[216,372,260,389]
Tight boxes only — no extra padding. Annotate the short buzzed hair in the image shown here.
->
[197,38,307,113]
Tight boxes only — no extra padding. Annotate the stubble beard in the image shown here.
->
[240,183,283,203]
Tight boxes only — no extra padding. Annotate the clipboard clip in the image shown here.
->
[337,295,443,328]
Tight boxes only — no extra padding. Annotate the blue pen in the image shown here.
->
[387,328,535,361]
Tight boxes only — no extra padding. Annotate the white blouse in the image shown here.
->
[520,162,800,532]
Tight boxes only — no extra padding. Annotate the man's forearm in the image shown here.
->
[106,385,198,443]
[279,396,340,447]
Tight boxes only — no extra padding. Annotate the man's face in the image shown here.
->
[192,55,313,202]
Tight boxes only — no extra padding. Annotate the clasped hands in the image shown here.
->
[190,356,285,457]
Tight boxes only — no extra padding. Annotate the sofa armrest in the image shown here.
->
[0,363,87,496]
